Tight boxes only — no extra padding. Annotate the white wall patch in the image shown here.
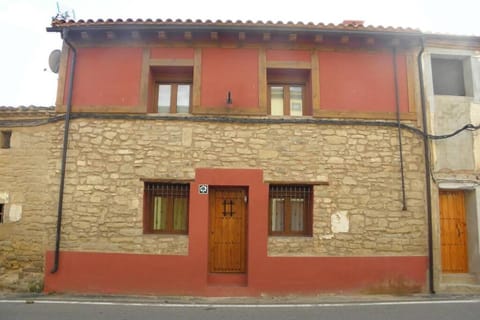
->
[9,204,22,222]
[331,211,349,233]
[0,192,9,203]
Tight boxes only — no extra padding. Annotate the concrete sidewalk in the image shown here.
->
[1,291,480,306]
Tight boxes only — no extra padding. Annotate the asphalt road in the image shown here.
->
[1,296,480,320]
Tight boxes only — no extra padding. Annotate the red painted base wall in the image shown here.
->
[44,168,428,296]
[44,251,427,296]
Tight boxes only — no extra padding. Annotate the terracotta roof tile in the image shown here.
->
[49,18,421,34]
[0,106,55,113]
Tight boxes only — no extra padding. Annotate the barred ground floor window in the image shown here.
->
[269,185,313,236]
[143,182,189,234]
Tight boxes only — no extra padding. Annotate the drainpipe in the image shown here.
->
[417,39,435,294]
[51,29,76,274]
[392,46,407,211]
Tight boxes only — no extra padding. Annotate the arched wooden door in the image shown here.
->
[440,190,468,273]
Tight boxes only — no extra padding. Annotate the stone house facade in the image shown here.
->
[421,34,480,292]
[3,19,475,296]
[0,107,57,292]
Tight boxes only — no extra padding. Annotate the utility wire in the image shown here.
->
[428,123,480,140]
[0,113,479,142]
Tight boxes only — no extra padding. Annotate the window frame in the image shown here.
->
[150,66,193,114]
[267,68,311,116]
[268,84,306,116]
[268,184,313,236]
[143,182,190,235]
[154,82,192,114]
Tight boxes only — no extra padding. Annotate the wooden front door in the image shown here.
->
[440,190,468,273]
[209,187,247,273]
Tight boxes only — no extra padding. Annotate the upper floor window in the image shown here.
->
[431,57,472,97]
[151,66,193,113]
[269,85,304,116]
[156,83,191,113]
[269,185,313,236]
[267,69,311,116]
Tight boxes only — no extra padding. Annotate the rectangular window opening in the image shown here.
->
[144,182,189,234]
[267,68,310,116]
[1,131,12,149]
[151,66,193,113]
[270,86,284,116]
[156,83,192,114]
[432,57,472,97]
[176,84,191,114]
[289,86,303,116]
[269,185,312,236]
[157,84,172,113]
[0,204,4,224]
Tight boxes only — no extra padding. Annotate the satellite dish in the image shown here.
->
[48,49,61,73]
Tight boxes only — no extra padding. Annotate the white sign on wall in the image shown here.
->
[199,184,209,194]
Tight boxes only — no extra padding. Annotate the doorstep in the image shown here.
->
[439,273,480,294]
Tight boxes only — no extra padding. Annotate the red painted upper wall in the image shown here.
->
[150,48,194,60]
[266,49,311,62]
[62,44,411,115]
[201,48,259,108]
[318,51,409,113]
[66,47,143,107]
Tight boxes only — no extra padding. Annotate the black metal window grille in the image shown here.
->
[144,182,189,234]
[269,185,313,236]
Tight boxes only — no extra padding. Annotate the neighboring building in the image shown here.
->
[3,18,471,296]
[421,34,480,292]
[0,107,57,292]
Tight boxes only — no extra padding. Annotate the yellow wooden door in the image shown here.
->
[209,188,247,273]
[440,190,468,273]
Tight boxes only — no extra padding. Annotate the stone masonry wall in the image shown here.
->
[0,116,428,291]
[57,117,427,257]
[0,125,56,291]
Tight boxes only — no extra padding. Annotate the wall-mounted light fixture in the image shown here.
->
[226,91,233,107]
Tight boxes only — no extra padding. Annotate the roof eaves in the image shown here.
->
[46,18,422,38]
[423,32,480,41]
[0,106,56,113]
